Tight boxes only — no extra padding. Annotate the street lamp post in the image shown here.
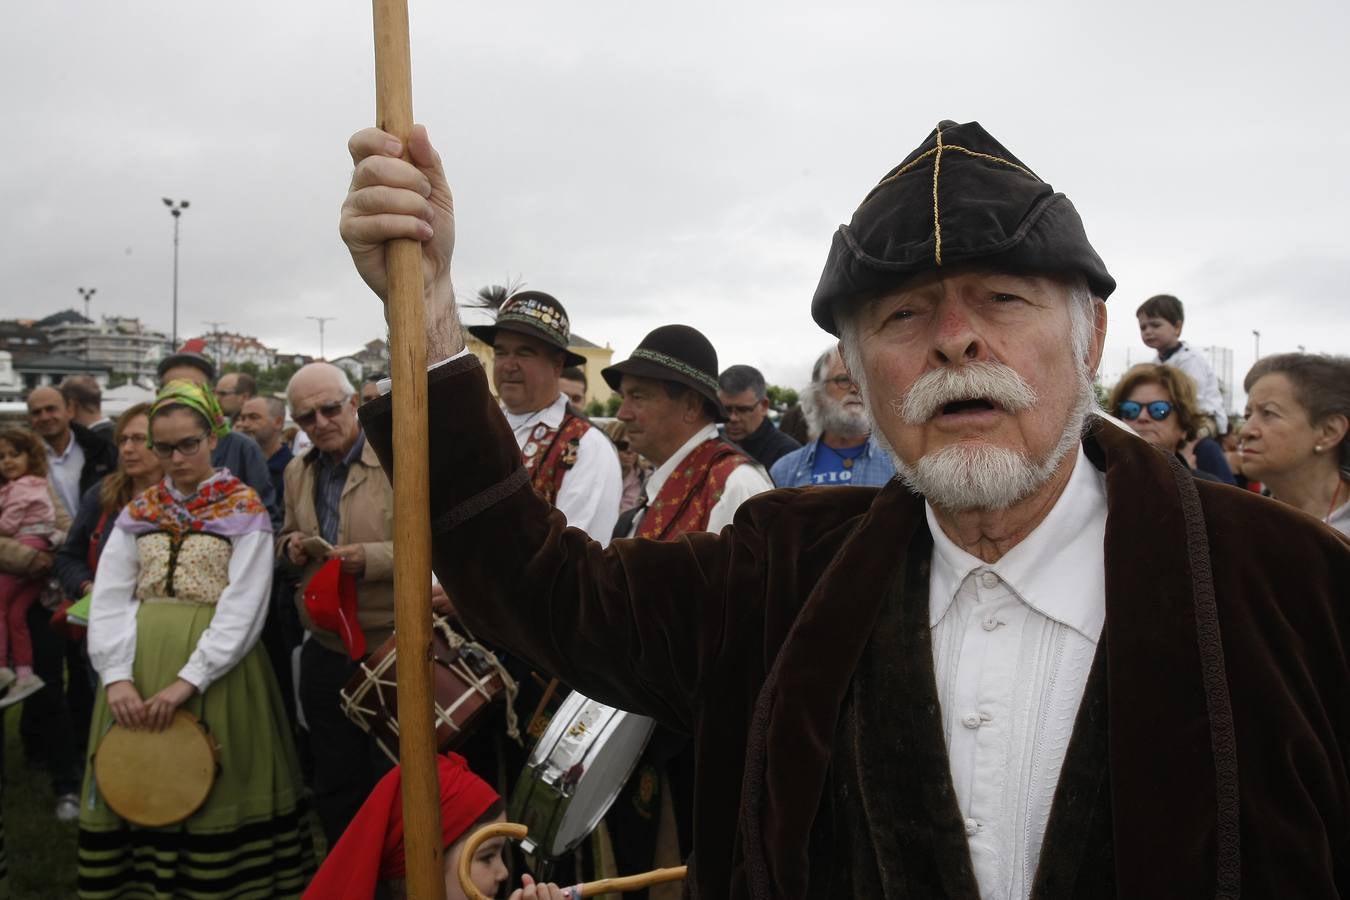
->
[163,198,190,347]
[307,316,336,360]
[77,287,96,368]
[1252,329,1261,362]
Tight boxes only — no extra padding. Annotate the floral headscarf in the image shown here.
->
[151,379,230,438]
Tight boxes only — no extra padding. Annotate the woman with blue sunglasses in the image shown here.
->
[1108,364,1235,484]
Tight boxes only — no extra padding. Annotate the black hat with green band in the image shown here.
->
[601,324,727,422]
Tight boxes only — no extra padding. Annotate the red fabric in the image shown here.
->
[302,558,366,659]
[525,412,592,505]
[303,753,498,899]
[635,439,749,541]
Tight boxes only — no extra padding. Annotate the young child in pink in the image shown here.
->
[0,427,56,706]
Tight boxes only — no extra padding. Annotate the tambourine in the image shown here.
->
[93,708,220,827]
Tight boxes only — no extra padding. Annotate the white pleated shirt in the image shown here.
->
[926,447,1107,899]
[505,392,623,545]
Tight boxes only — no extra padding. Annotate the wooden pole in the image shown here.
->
[371,0,445,897]
[458,824,688,899]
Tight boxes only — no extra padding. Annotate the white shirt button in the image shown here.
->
[961,712,982,729]
[981,615,1000,631]
[980,571,999,589]
[964,817,981,836]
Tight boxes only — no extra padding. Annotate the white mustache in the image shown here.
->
[891,361,1039,425]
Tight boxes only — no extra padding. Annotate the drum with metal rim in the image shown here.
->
[341,614,517,764]
[510,691,655,861]
[93,708,220,827]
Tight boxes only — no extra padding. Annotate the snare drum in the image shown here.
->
[93,709,220,827]
[510,692,655,860]
[341,615,516,764]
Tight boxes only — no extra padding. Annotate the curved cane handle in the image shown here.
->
[458,823,529,900]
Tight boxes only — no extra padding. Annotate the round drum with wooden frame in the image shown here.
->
[340,615,517,764]
[93,709,220,827]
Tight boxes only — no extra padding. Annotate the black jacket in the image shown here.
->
[71,422,117,501]
[731,417,801,468]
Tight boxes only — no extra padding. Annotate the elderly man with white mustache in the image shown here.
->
[770,346,896,488]
[341,119,1348,899]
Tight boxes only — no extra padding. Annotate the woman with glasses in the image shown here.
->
[1108,364,1235,484]
[1239,353,1350,536]
[77,381,313,898]
[43,403,162,823]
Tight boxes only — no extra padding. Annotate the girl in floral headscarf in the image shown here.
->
[77,381,315,898]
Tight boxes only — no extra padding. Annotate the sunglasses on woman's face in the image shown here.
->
[614,440,631,451]
[1117,400,1173,422]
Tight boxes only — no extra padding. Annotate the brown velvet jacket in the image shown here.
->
[361,355,1349,899]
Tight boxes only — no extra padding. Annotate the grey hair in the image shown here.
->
[717,364,767,401]
[285,362,356,410]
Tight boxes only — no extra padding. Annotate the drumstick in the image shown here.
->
[527,676,561,734]
[458,824,688,900]
[370,0,444,897]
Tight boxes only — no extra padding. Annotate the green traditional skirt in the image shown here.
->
[77,601,315,899]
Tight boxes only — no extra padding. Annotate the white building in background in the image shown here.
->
[1199,345,1235,416]
[43,314,168,384]
[0,351,23,402]
[192,331,277,370]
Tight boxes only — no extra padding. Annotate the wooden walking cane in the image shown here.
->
[458,824,688,900]
[371,0,445,896]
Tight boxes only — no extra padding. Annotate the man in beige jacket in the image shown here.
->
[277,361,395,845]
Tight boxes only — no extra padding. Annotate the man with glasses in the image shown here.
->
[769,347,896,488]
[276,361,395,845]
[157,352,280,529]
[717,364,800,467]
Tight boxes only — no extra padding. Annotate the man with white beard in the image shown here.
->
[769,346,896,488]
[341,118,1348,898]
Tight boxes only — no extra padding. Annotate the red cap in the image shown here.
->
[302,558,366,659]
[303,753,500,898]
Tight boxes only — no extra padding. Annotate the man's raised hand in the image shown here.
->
[340,125,455,308]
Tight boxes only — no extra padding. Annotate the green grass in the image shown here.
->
[2,705,79,899]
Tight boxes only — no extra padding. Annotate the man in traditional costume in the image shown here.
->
[340,120,1349,898]
[470,291,621,543]
[604,325,773,542]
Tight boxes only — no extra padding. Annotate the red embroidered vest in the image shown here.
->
[520,410,592,505]
[636,438,750,541]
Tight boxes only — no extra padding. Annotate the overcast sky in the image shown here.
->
[3,0,1346,404]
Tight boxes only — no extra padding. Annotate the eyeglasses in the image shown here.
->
[821,375,856,390]
[1117,400,1173,421]
[724,404,761,417]
[117,433,149,448]
[149,434,209,459]
[293,400,348,428]
[614,440,631,451]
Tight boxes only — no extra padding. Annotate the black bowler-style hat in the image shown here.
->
[811,119,1117,335]
[601,324,727,422]
[467,291,587,368]
[157,351,216,382]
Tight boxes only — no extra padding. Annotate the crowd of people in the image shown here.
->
[0,116,1345,899]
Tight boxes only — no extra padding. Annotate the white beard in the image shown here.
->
[877,377,1093,512]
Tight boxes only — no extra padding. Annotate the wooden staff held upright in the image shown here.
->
[371,0,446,897]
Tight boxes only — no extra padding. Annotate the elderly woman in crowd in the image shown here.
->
[78,382,312,897]
[1108,364,1235,483]
[1240,353,1350,536]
